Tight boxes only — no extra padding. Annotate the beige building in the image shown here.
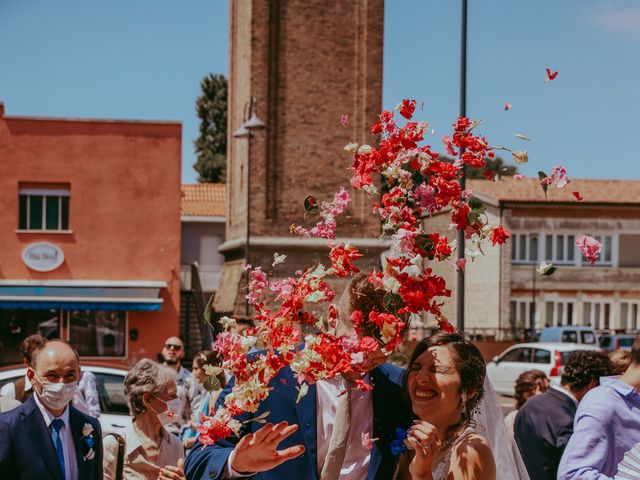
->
[423,177,640,340]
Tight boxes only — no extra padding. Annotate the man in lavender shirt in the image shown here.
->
[558,336,640,479]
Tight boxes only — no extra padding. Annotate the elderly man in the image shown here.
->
[0,339,102,479]
[160,336,197,435]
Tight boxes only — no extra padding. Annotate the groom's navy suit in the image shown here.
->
[0,395,103,480]
[184,362,411,480]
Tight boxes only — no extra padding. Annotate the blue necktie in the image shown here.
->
[50,418,66,480]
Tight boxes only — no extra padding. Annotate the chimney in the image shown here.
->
[0,102,4,117]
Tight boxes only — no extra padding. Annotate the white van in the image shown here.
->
[538,326,599,346]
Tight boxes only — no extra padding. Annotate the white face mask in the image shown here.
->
[35,376,77,411]
[148,396,182,426]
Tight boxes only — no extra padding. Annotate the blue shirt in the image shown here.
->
[557,376,640,480]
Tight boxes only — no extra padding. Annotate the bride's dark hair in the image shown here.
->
[403,331,486,440]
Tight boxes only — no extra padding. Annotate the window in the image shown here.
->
[545,300,575,326]
[510,299,536,330]
[582,301,612,330]
[511,234,539,264]
[544,234,575,264]
[621,302,639,331]
[18,186,70,231]
[502,347,533,363]
[69,310,126,357]
[581,331,597,344]
[533,349,551,364]
[592,235,613,265]
[561,330,578,343]
[94,373,129,415]
[0,309,61,364]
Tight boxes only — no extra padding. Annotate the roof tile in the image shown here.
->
[181,183,226,217]
[469,178,640,204]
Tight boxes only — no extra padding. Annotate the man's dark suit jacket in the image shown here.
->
[514,387,577,480]
[184,362,411,480]
[0,395,103,480]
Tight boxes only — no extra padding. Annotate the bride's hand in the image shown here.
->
[407,421,442,480]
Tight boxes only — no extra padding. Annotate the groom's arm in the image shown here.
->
[184,377,252,480]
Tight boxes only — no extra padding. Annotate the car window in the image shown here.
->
[619,338,635,348]
[581,332,597,344]
[0,375,21,391]
[600,337,611,348]
[94,373,129,415]
[561,331,578,343]
[502,348,532,363]
[533,349,551,364]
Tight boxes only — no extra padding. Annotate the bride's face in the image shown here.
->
[407,345,463,427]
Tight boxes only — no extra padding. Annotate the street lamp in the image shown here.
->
[233,97,266,316]
[456,0,468,333]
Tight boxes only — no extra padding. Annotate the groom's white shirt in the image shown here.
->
[226,374,373,479]
[317,374,373,480]
[34,392,79,480]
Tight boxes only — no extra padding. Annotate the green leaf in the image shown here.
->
[203,375,222,392]
[542,266,557,276]
[203,293,214,325]
[538,171,549,198]
[414,234,434,252]
[383,292,404,313]
[468,197,486,214]
[304,195,319,215]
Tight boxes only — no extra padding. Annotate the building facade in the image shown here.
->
[0,104,181,366]
[423,177,640,340]
[215,0,387,315]
[180,183,226,356]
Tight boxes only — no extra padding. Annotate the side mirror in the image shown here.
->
[492,355,500,363]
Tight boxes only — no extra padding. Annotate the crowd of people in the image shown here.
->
[0,274,638,480]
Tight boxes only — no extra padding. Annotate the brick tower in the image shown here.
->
[214,0,386,315]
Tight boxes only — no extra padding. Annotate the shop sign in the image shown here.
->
[22,242,65,272]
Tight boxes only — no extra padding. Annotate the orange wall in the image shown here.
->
[0,115,182,365]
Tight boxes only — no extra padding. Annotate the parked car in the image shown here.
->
[538,326,599,345]
[486,342,601,395]
[0,364,131,435]
[599,334,636,353]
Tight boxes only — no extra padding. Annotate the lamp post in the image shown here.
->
[456,0,468,332]
[233,97,266,316]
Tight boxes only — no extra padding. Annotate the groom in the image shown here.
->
[184,273,412,480]
[0,339,102,480]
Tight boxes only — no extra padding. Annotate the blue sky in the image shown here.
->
[1,1,639,183]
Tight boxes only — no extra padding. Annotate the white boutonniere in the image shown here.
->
[81,422,96,461]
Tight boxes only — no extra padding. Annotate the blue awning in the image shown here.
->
[0,281,165,311]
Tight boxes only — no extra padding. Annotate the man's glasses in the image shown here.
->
[164,343,182,351]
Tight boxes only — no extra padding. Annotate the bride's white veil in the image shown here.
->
[473,377,531,480]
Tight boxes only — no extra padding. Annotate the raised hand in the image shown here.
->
[407,421,442,480]
[230,421,305,474]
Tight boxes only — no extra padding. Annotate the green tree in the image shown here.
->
[194,73,228,183]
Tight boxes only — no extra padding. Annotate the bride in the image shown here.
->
[394,332,529,480]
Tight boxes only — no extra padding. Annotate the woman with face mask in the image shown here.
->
[103,359,185,480]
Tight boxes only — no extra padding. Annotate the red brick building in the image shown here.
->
[0,104,181,366]
[215,0,387,314]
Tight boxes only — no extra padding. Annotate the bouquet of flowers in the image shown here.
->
[197,100,510,444]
